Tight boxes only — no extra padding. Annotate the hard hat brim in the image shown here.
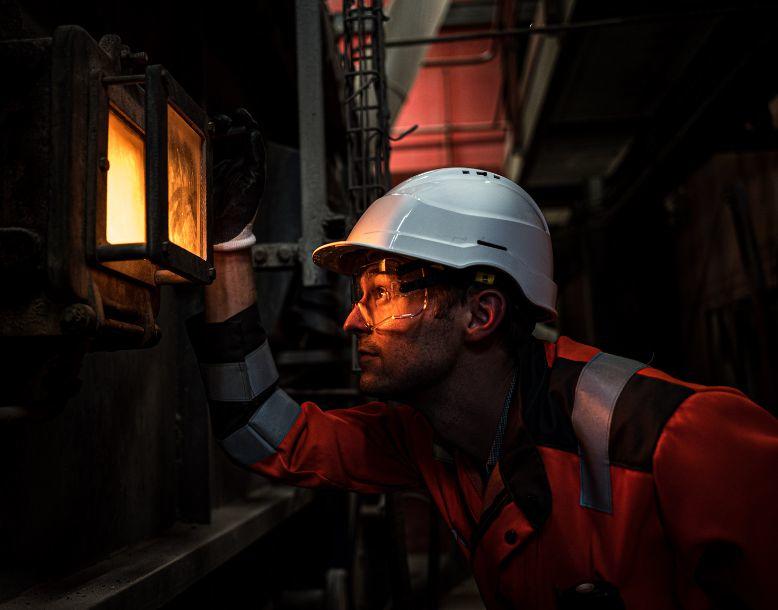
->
[312,241,407,275]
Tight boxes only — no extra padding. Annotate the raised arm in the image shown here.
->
[188,111,424,492]
[191,247,425,492]
[204,249,256,324]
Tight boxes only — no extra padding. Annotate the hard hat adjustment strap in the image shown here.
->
[398,267,498,294]
[398,270,457,294]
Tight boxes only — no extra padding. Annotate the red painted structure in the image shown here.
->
[328,0,507,185]
[390,35,507,184]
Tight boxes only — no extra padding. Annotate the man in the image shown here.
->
[190,150,778,608]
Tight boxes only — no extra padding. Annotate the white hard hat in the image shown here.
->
[313,167,557,321]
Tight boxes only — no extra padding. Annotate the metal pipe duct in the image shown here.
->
[384,0,451,124]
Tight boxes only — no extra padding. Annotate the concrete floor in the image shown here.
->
[438,578,485,610]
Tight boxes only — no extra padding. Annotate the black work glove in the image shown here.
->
[211,108,266,251]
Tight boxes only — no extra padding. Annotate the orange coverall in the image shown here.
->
[191,307,778,609]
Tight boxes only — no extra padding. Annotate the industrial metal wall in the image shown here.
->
[0,290,176,593]
[672,151,778,409]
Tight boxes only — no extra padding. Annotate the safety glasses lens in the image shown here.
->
[352,261,427,328]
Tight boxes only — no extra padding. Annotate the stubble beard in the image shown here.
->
[358,335,459,410]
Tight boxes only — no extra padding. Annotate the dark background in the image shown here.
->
[0,0,776,607]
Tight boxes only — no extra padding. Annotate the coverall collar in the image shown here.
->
[435,339,553,534]
[497,338,553,530]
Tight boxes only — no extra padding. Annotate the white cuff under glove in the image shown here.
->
[211,108,265,253]
[213,223,257,252]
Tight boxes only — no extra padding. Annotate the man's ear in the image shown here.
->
[463,289,506,343]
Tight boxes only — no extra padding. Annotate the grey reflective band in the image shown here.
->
[571,352,645,513]
[200,341,279,403]
[220,388,301,466]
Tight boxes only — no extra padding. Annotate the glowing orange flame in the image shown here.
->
[167,106,206,259]
[106,109,146,244]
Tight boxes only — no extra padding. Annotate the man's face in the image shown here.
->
[343,259,464,402]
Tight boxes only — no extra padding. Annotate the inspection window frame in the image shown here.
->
[88,64,214,286]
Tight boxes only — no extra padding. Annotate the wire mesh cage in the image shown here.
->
[342,0,391,217]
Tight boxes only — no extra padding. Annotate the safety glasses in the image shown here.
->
[350,259,430,330]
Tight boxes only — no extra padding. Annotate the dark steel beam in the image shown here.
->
[295,0,329,287]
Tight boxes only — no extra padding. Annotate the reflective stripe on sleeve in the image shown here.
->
[220,388,301,466]
[199,341,279,403]
[572,352,645,513]
[221,421,276,466]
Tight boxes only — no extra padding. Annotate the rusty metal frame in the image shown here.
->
[145,65,214,284]
[87,69,159,285]
[88,64,214,285]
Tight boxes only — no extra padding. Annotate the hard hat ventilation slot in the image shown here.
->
[477,239,507,251]
[462,170,470,174]
[476,171,487,176]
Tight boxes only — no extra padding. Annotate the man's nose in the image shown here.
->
[343,304,369,334]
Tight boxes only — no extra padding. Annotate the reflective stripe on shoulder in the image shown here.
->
[572,352,645,513]
[220,388,301,466]
[200,341,279,403]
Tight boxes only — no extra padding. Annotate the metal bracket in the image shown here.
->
[251,242,300,269]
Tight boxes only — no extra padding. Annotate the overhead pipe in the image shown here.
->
[421,0,499,67]
[383,0,451,124]
[385,6,750,47]
[420,41,496,67]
